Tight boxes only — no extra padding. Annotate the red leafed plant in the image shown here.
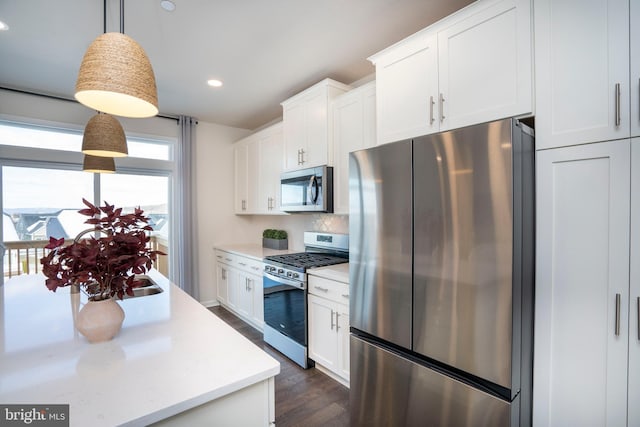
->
[40,198,165,300]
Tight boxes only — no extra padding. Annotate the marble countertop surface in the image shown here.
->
[0,269,280,426]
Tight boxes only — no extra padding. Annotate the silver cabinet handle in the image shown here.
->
[330,309,335,330]
[216,255,223,259]
[297,149,302,165]
[241,199,246,211]
[239,262,247,266]
[637,296,639,341]
[251,266,261,271]
[335,312,340,332]
[247,278,252,291]
[225,257,232,262]
[439,93,445,123]
[615,293,621,336]
[314,286,329,293]
[267,197,272,210]
[429,95,435,125]
[341,294,349,299]
[615,83,621,127]
[222,268,227,280]
[300,148,305,165]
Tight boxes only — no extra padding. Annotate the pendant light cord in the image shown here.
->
[120,0,125,34]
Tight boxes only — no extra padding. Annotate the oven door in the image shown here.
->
[263,272,307,346]
[280,166,333,213]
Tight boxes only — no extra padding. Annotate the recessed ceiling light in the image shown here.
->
[160,0,175,12]
[0,21,9,31]
[207,79,223,88]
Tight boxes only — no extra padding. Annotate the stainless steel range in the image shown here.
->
[263,232,348,369]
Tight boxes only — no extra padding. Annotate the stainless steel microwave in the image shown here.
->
[280,166,333,213]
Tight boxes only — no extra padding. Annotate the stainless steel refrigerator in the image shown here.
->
[349,118,534,427]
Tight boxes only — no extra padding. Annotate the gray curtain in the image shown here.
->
[175,115,199,299]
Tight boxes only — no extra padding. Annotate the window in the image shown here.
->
[0,120,175,282]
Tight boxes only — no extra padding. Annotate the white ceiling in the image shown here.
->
[0,0,475,130]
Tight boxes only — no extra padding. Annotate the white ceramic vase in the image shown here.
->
[76,297,125,343]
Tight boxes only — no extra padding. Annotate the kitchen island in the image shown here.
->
[0,269,279,426]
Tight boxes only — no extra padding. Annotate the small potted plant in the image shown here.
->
[262,229,288,250]
[40,198,165,343]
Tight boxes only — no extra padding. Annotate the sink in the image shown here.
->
[123,275,164,299]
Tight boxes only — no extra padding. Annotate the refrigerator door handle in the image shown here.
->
[615,293,621,336]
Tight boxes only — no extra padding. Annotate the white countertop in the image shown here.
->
[307,263,350,284]
[215,243,296,261]
[0,269,280,426]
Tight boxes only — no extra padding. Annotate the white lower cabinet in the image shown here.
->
[308,275,350,385]
[214,249,265,331]
[534,138,637,427]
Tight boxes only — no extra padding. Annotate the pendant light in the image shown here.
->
[83,154,116,174]
[82,112,128,157]
[75,0,158,118]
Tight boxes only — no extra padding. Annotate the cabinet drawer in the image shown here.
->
[236,256,264,275]
[308,275,350,305]
[215,250,236,265]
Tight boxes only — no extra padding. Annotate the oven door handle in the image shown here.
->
[263,272,305,290]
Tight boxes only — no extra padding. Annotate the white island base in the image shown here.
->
[0,270,279,427]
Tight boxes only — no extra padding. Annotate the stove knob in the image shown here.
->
[278,269,284,274]
[286,271,293,278]
[292,273,299,279]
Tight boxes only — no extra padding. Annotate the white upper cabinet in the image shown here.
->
[631,1,640,137]
[256,123,285,214]
[281,79,351,171]
[331,81,377,215]
[437,0,532,130]
[234,139,251,214]
[233,122,285,215]
[370,0,532,145]
[373,33,439,144]
[535,0,630,149]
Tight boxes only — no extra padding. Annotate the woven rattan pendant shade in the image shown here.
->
[82,113,128,157]
[75,32,158,118]
[83,154,116,173]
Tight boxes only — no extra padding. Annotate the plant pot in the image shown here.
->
[76,297,125,343]
[263,238,288,250]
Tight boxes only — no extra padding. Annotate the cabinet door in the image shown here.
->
[534,140,630,427]
[234,142,249,214]
[308,294,338,370]
[248,273,264,329]
[336,305,350,381]
[235,271,253,319]
[629,137,640,427]
[283,101,305,171]
[535,0,629,149]
[258,126,284,213]
[303,91,329,168]
[375,33,438,145]
[437,0,532,131]
[631,1,640,137]
[216,264,229,305]
[332,83,377,214]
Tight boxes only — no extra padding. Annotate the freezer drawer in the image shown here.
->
[350,334,515,427]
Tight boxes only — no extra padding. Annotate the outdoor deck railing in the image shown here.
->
[3,235,169,279]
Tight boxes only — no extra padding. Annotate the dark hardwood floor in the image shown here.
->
[208,306,350,427]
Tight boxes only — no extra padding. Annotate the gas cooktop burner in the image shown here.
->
[264,252,348,271]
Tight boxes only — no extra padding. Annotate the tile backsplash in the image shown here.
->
[310,214,348,234]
